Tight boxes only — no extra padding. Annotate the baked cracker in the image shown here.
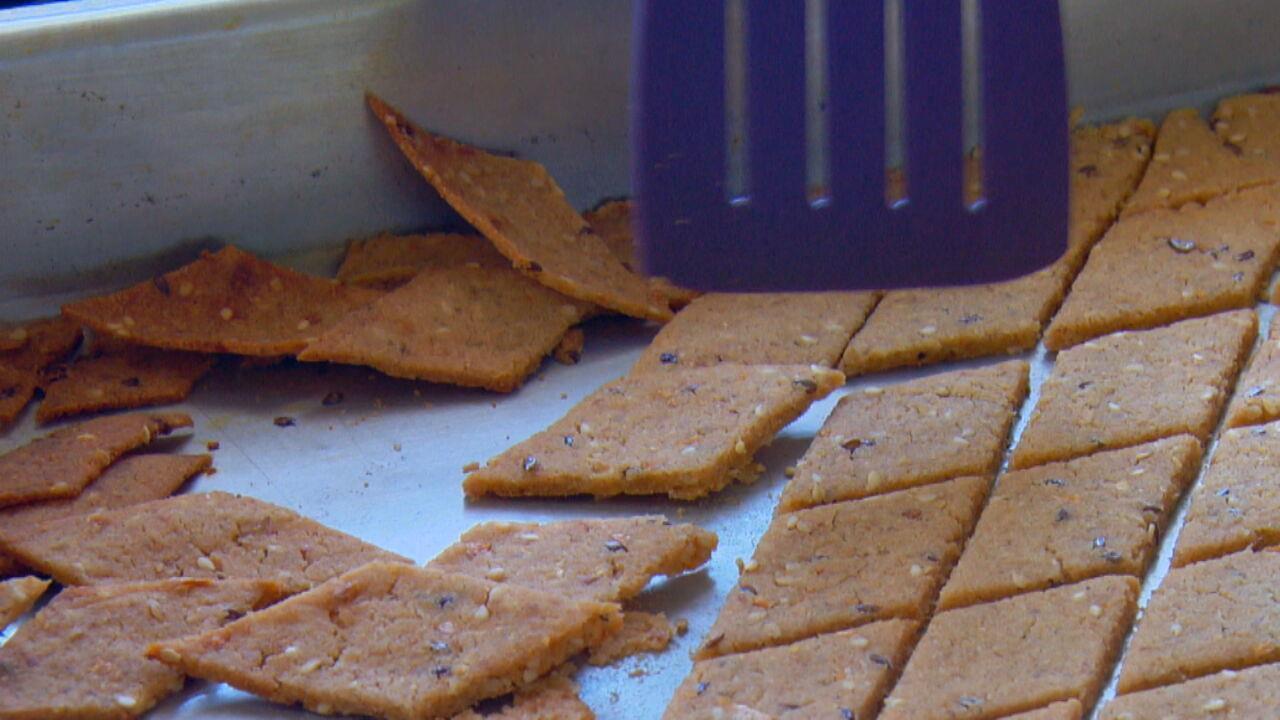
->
[62,245,381,356]
[464,364,844,500]
[0,578,284,719]
[0,316,84,426]
[584,199,699,310]
[1223,315,1280,428]
[1101,663,1280,720]
[336,232,513,290]
[37,344,215,423]
[149,562,621,720]
[453,672,594,720]
[299,263,593,392]
[587,611,676,666]
[0,575,49,631]
[0,490,408,592]
[0,411,192,508]
[366,94,671,322]
[0,453,210,578]
[427,516,717,603]
[1005,700,1084,720]
[1213,92,1280,163]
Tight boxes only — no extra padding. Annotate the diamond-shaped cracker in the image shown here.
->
[0,575,49,630]
[0,411,192,508]
[37,344,215,423]
[0,490,408,592]
[149,562,622,720]
[0,578,284,719]
[62,245,381,357]
[300,263,593,392]
[1123,108,1280,217]
[0,453,210,578]
[367,94,671,322]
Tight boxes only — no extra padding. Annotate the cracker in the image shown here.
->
[588,611,675,666]
[698,476,987,659]
[939,436,1202,610]
[1045,186,1280,350]
[0,411,192,508]
[336,232,510,289]
[149,562,622,720]
[1223,316,1280,428]
[1004,700,1084,720]
[1066,117,1157,269]
[666,619,919,720]
[0,316,84,426]
[1123,107,1280,217]
[551,327,585,365]
[427,516,717,603]
[1101,663,1280,720]
[1175,421,1280,565]
[454,672,594,720]
[840,268,1066,376]
[1117,548,1280,694]
[0,578,283,719]
[62,245,381,356]
[634,292,879,372]
[881,576,1138,720]
[464,364,844,500]
[1213,92,1280,162]
[367,94,671,322]
[779,360,1027,512]
[0,576,49,630]
[0,453,210,578]
[37,345,215,423]
[299,263,593,392]
[0,490,408,592]
[584,199,699,309]
[1012,310,1255,469]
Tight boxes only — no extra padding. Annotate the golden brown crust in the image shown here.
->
[1101,664,1280,720]
[37,345,215,423]
[0,576,49,630]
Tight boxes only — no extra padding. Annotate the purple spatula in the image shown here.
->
[632,0,1069,291]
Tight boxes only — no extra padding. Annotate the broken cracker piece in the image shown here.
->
[367,94,671,322]
[149,562,621,720]
[0,411,192,508]
[0,576,49,631]
[584,199,698,310]
[37,344,215,423]
[62,245,381,357]
[428,516,716,603]
[0,453,210,578]
[0,490,408,592]
[552,327,585,365]
[0,578,284,719]
[299,264,593,392]
[588,611,676,666]
[464,364,844,500]
[0,316,84,426]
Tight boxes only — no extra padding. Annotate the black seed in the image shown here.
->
[273,416,296,427]
[681,384,699,395]
[1247,385,1266,398]
[1254,427,1269,436]
[1233,272,1245,282]
[855,603,879,614]
[869,653,891,667]
[563,435,575,447]
[437,594,454,608]
[604,539,628,553]
[430,641,449,652]
[696,682,709,695]
[153,275,172,295]
[1229,507,1244,518]
[121,377,141,387]
[958,696,984,709]
[1093,536,1107,548]
[522,456,538,472]
[0,387,14,400]
[1217,487,1231,497]
[1103,550,1123,563]
[960,313,982,325]
[793,379,819,394]
[1166,237,1197,253]
[1225,141,1244,156]
[1236,250,1256,262]
[659,352,678,364]
[206,441,220,451]
[1056,508,1071,522]
[322,391,344,406]
[43,364,68,383]
[1077,164,1099,177]
[527,261,543,273]
[842,438,875,453]
[1141,504,1162,515]
[1044,478,1066,487]
[924,552,939,562]
[738,584,758,596]
[432,666,451,678]
[1078,381,1093,390]
[841,710,855,720]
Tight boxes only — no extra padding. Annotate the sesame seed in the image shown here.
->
[1230,132,1246,143]
[1170,169,1188,181]
[219,307,234,320]
[297,319,310,331]
[178,281,194,296]
[919,325,937,335]
[474,605,490,621]
[786,515,799,529]
[734,439,747,454]
[1088,604,1102,617]
[1157,187,1172,198]
[485,567,507,581]
[298,658,323,674]
[682,445,697,455]
[115,695,137,708]
[909,564,924,577]
[744,559,759,572]
[866,471,883,489]
[1202,698,1228,712]
[156,647,182,663]
[1170,622,1183,635]
[797,334,818,345]
[1072,590,1087,601]
[196,556,216,571]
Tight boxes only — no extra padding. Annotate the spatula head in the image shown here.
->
[632,0,1069,291]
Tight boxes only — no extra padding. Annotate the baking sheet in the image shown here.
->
[4,266,1266,719]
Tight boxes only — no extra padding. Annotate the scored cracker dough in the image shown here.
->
[149,562,622,720]
[881,576,1138,720]
[698,476,987,659]
[63,245,381,356]
[0,411,192,508]
[0,490,408,592]
[666,619,919,720]
[0,578,284,719]
[367,94,671,322]
[632,292,880,373]
[464,364,844,500]
[1117,548,1280,694]
[939,436,1201,610]
[1175,421,1280,565]
[779,360,1027,512]
[1013,310,1255,469]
